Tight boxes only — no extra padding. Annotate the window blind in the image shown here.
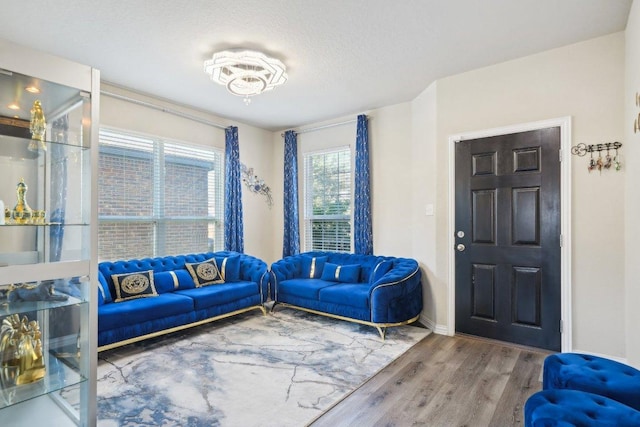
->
[303,147,352,252]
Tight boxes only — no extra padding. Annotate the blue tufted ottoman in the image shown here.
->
[525,389,640,427]
[543,353,640,410]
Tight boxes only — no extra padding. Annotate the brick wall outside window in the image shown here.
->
[98,129,223,261]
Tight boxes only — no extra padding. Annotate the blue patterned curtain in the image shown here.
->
[224,126,244,252]
[283,130,300,257]
[354,114,373,255]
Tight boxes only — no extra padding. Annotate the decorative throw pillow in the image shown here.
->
[301,255,328,279]
[111,270,158,302]
[154,270,196,293]
[320,263,361,283]
[214,254,241,282]
[98,271,113,304]
[369,260,393,285]
[186,258,225,287]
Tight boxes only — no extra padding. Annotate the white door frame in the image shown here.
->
[447,117,572,352]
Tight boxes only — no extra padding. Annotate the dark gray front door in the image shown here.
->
[454,127,561,351]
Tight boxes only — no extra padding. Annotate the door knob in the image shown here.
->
[456,244,466,252]
[456,231,465,238]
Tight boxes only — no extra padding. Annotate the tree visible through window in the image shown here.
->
[98,129,224,261]
[304,147,352,252]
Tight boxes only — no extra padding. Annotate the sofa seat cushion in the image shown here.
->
[277,278,338,300]
[175,281,259,310]
[99,293,194,332]
[319,283,370,309]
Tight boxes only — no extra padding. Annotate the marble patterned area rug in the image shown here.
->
[96,308,430,427]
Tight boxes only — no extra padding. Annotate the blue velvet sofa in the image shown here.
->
[97,251,269,351]
[270,251,423,338]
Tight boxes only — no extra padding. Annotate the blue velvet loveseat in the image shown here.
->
[270,251,423,338]
[97,251,269,351]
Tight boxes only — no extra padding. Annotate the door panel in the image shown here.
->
[455,128,561,351]
[472,190,496,244]
[471,263,496,320]
[512,266,541,326]
[512,187,540,245]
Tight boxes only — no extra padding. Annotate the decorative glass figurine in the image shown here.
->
[28,100,47,152]
[12,178,33,224]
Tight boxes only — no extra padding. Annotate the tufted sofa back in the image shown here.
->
[271,251,419,285]
[98,251,268,304]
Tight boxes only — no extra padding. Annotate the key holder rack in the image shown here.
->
[571,141,622,173]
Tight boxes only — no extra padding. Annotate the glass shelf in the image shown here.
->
[0,296,86,318]
[0,352,86,410]
[0,133,89,152]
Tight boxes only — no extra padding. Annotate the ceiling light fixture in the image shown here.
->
[7,103,20,110]
[204,49,287,105]
[25,86,40,94]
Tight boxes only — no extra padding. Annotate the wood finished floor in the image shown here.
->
[310,333,551,427]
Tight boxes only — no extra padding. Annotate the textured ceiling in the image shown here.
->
[0,0,632,131]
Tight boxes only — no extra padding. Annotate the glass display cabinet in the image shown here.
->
[0,39,98,426]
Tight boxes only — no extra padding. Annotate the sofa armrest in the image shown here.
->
[237,253,269,303]
[370,258,423,324]
[271,255,303,282]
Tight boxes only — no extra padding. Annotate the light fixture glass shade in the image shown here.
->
[204,50,287,103]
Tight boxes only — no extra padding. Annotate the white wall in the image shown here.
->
[100,83,276,262]
[625,0,640,367]
[410,82,439,330]
[432,33,626,357]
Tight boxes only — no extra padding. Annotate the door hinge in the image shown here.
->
[559,149,563,162]
[560,234,564,247]
[560,319,564,333]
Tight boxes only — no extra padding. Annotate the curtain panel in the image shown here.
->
[354,114,373,255]
[224,126,244,252]
[283,130,300,257]
[50,115,68,261]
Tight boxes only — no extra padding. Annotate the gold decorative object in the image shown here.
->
[0,314,46,390]
[11,178,33,224]
[28,100,47,152]
[33,210,46,224]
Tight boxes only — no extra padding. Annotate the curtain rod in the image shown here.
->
[281,118,359,137]
[101,90,228,130]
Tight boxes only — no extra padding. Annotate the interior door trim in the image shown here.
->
[447,117,572,352]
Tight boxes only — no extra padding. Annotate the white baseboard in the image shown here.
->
[419,314,450,336]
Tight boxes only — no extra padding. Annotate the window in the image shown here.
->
[303,147,352,252]
[98,128,224,261]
